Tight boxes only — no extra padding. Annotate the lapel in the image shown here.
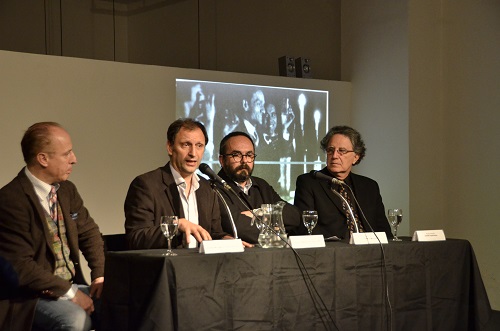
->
[17,169,57,253]
[195,182,206,221]
[349,173,364,214]
[56,183,78,251]
[161,163,185,219]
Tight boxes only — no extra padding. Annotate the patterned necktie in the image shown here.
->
[49,186,58,223]
[338,184,364,233]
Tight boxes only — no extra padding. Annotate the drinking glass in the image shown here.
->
[160,216,179,256]
[388,209,402,241]
[302,210,318,235]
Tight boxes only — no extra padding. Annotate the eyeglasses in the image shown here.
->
[325,147,355,156]
[222,152,256,162]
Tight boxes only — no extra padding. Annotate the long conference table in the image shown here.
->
[101,239,492,331]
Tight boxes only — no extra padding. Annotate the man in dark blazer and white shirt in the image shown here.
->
[0,122,105,331]
[294,125,392,241]
[124,118,230,250]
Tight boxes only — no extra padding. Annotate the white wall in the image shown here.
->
[341,0,410,237]
[441,0,500,310]
[343,0,500,310]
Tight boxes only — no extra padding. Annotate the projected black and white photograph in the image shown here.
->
[176,79,329,201]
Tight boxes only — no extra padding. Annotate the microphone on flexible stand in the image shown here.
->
[199,163,239,238]
[209,181,239,239]
[199,163,289,246]
[311,170,345,186]
[199,163,233,191]
[313,170,375,233]
[344,185,376,233]
[329,188,360,233]
[311,170,378,234]
[199,163,254,212]
[310,170,359,233]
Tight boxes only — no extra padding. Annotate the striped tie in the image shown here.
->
[49,186,58,222]
[338,184,363,233]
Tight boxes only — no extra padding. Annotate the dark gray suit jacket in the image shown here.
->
[0,168,104,330]
[294,168,392,240]
[124,163,227,250]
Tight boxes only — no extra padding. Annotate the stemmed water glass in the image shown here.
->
[302,210,318,235]
[388,209,403,241]
[160,216,179,256]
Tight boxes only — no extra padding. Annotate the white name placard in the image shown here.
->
[350,232,388,245]
[288,235,326,249]
[412,230,446,242]
[199,239,244,254]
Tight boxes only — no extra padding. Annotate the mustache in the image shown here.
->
[236,164,251,172]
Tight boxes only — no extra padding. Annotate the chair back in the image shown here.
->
[103,233,127,252]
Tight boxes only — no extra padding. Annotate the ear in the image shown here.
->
[218,154,224,167]
[37,153,49,168]
[242,99,249,111]
[353,153,360,165]
[166,142,173,156]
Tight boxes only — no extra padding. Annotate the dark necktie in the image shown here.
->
[338,185,364,233]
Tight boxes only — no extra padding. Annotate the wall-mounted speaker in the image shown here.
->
[278,56,296,77]
[295,57,312,78]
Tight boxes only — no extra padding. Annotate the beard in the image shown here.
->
[225,163,253,183]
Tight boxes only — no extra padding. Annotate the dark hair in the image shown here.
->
[21,122,63,165]
[219,131,255,155]
[320,125,366,165]
[167,118,208,145]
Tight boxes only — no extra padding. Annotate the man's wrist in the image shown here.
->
[60,283,79,300]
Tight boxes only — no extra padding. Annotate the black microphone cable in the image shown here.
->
[344,185,393,331]
[211,178,340,331]
[312,169,392,330]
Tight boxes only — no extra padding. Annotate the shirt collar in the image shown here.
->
[24,167,60,202]
[235,177,253,195]
[169,163,200,191]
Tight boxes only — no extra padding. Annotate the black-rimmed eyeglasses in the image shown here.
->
[222,152,257,162]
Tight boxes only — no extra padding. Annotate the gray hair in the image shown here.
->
[320,125,366,165]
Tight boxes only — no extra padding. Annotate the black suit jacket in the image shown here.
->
[124,163,227,250]
[216,170,301,244]
[294,168,392,240]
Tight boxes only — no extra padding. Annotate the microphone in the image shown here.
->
[199,163,232,191]
[311,170,345,185]
[199,163,240,238]
[200,164,288,246]
[310,170,359,233]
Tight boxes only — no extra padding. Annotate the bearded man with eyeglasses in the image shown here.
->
[294,125,392,241]
[216,131,301,245]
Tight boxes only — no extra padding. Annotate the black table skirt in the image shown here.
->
[101,239,492,331]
